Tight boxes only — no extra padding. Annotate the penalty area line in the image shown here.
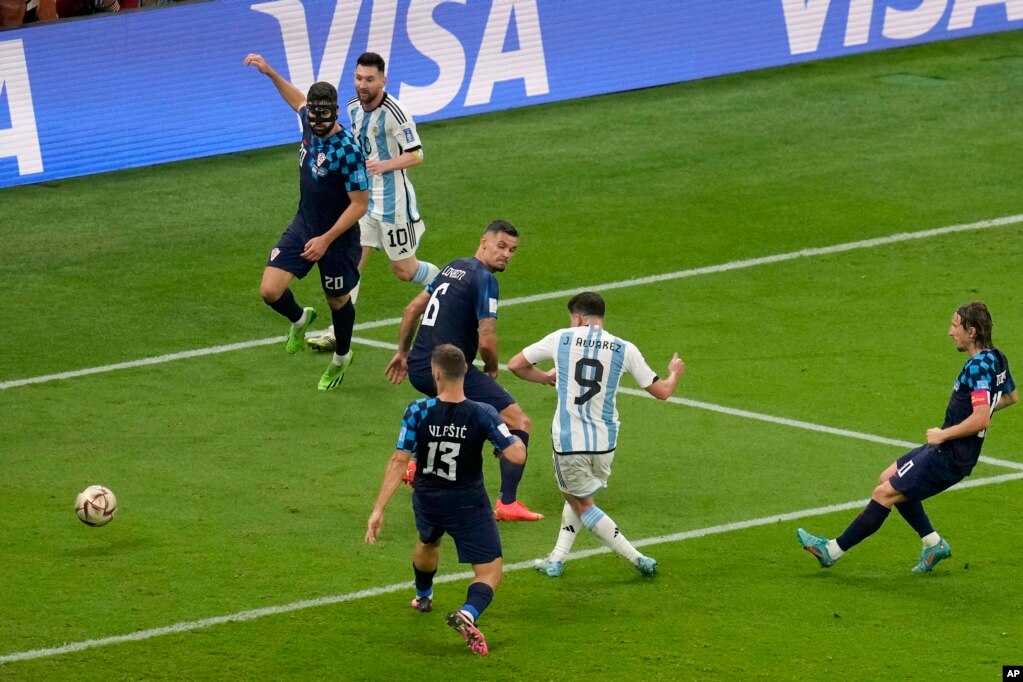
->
[2,469,1022,665]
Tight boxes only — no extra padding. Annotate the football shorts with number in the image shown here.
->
[412,486,502,564]
[889,445,965,501]
[359,214,426,261]
[267,219,361,296]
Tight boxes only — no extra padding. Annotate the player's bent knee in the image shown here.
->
[567,496,592,516]
[473,559,503,589]
[871,480,901,507]
[325,293,350,310]
[259,285,283,304]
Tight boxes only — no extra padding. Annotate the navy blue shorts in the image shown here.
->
[408,362,516,413]
[267,221,361,296]
[412,486,502,565]
[889,445,965,501]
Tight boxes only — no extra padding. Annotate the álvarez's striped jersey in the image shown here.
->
[521,325,658,454]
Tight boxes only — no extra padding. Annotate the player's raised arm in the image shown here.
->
[644,352,685,400]
[244,54,306,113]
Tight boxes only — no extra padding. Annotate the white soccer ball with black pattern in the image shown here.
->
[75,485,117,527]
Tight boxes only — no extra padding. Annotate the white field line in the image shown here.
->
[3,212,1022,392]
[622,388,1023,472]
[3,468,1021,665]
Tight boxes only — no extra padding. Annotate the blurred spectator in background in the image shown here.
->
[54,0,132,18]
[1,0,57,26]
[1,0,147,27]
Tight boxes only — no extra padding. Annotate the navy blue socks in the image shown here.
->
[268,288,302,323]
[836,499,891,551]
[499,429,529,504]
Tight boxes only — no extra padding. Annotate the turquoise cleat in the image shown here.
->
[635,555,658,577]
[286,307,317,354]
[912,539,952,573]
[797,528,838,568]
[533,557,564,578]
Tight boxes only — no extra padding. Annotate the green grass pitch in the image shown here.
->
[2,30,1023,680]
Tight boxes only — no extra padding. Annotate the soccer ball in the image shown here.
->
[75,485,117,527]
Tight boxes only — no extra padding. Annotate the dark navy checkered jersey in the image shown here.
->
[408,258,499,368]
[943,348,1016,468]
[395,397,517,489]
[295,106,369,241]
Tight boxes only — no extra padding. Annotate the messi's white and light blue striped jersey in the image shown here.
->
[522,325,658,454]
[346,92,422,225]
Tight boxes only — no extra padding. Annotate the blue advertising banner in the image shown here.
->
[1,0,1020,187]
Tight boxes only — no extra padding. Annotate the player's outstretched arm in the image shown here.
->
[645,352,685,400]
[243,53,306,113]
[365,449,413,544]
[507,352,556,386]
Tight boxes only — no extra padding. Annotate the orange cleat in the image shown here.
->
[494,500,544,522]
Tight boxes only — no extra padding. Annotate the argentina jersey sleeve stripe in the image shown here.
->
[556,330,575,453]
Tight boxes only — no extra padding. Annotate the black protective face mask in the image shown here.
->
[307,103,338,131]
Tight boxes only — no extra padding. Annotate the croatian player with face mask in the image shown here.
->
[244,54,369,391]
